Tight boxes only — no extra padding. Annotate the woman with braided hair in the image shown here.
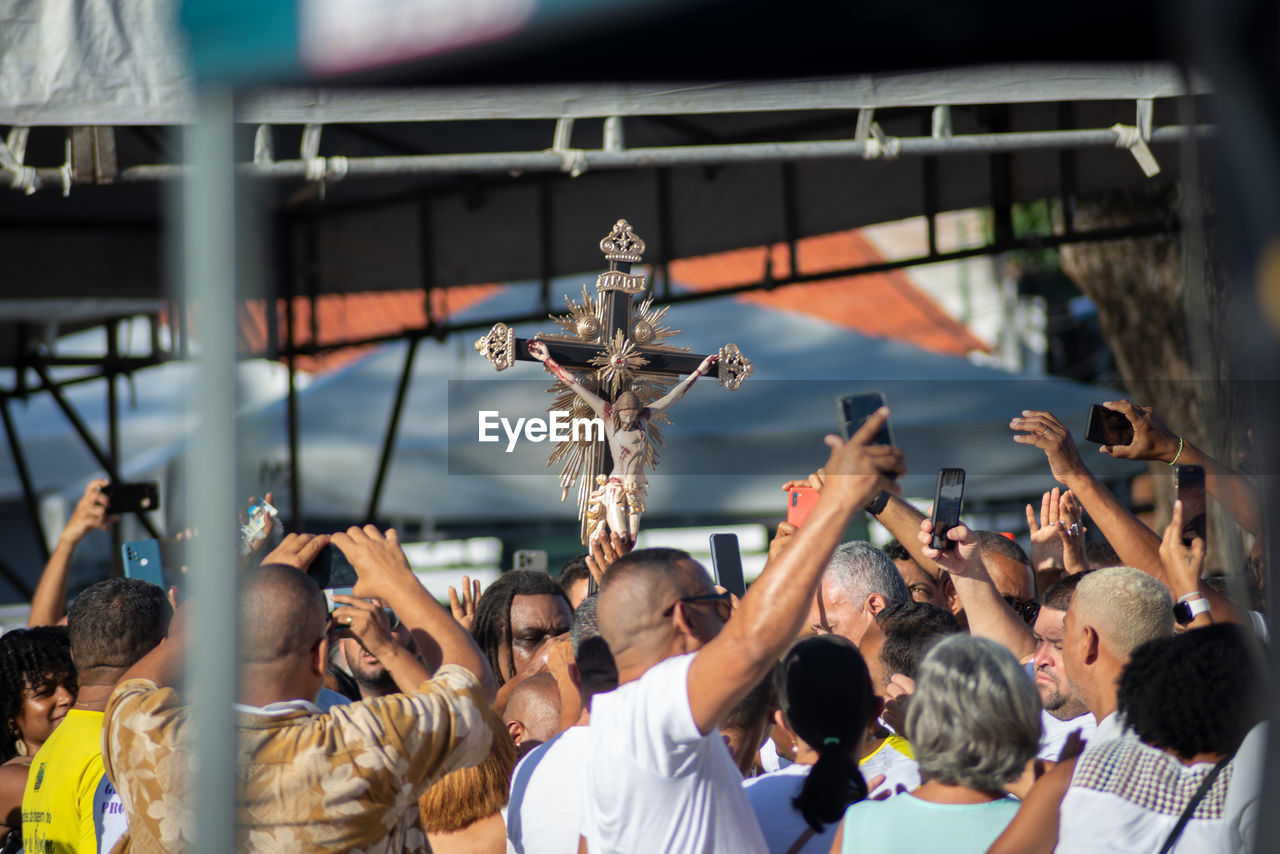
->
[0,626,76,852]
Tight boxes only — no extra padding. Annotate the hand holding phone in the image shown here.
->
[786,485,820,528]
[103,481,160,514]
[929,469,966,551]
[122,540,166,588]
[1174,465,1207,548]
[838,392,893,446]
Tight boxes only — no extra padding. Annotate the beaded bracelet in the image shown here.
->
[1167,436,1184,466]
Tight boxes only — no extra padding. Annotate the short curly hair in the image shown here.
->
[0,627,76,761]
[1119,623,1266,760]
[906,635,1041,791]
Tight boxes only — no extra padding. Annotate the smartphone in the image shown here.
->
[929,468,966,551]
[1084,405,1134,446]
[787,485,820,528]
[122,540,166,588]
[838,392,892,446]
[102,481,159,513]
[709,533,746,598]
[305,545,359,589]
[514,550,548,572]
[1175,464,1207,547]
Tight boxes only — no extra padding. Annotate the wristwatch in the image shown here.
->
[1173,594,1211,626]
[865,490,891,517]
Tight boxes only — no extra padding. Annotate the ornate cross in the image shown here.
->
[475,219,752,542]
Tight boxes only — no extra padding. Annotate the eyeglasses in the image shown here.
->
[664,590,734,622]
[1003,596,1041,626]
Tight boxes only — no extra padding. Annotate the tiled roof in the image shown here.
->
[233,285,503,373]
[669,229,988,358]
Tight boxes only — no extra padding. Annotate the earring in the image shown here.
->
[10,727,25,757]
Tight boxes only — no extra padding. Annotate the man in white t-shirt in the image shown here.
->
[508,595,618,854]
[582,410,904,854]
[1027,574,1097,760]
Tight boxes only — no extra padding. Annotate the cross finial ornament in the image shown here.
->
[475,218,752,544]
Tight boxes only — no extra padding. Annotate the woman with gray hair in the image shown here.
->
[828,634,1041,854]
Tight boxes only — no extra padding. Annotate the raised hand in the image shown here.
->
[767,521,797,563]
[1010,410,1090,485]
[1057,491,1089,575]
[880,673,915,735]
[917,519,982,579]
[696,354,719,376]
[585,530,633,585]
[1159,500,1207,601]
[259,532,330,571]
[1026,487,1066,573]
[330,525,414,599]
[63,478,111,545]
[447,576,482,631]
[1098,400,1181,462]
[330,594,396,657]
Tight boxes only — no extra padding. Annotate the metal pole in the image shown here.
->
[106,320,123,574]
[179,86,238,854]
[0,398,49,574]
[28,360,162,539]
[19,123,1211,186]
[364,336,420,526]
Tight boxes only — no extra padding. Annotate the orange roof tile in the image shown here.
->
[229,286,503,373]
[669,229,988,358]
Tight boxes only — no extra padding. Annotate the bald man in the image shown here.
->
[505,673,562,754]
[581,409,904,854]
[102,527,497,854]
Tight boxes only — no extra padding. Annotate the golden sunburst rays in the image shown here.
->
[590,331,650,397]
[630,298,687,350]
[551,285,602,342]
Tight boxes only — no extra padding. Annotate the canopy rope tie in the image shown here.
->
[1112,99,1160,177]
[59,139,73,197]
[551,116,588,178]
[0,128,41,195]
[862,123,901,160]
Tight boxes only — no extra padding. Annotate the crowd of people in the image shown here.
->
[0,399,1268,853]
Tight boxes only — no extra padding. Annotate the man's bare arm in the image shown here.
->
[333,525,497,701]
[687,409,905,735]
[919,521,1036,661]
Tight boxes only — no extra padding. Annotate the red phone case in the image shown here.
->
[787,486,820,528]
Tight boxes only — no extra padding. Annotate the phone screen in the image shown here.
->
[1175,465,1207,547]
[1085,406,1134,446]
[838,392,891,445]
[709,533,746,598]
[929,468,966,551]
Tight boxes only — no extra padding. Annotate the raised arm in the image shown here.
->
[527,340,606,418]
[646,354,717,412]
[30,478,110,626]
[918,521,1036,662]
[333,525,497,701]
[1100,399,1263,536]
[687,408,905,735]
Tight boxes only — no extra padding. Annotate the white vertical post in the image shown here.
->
[177,86,239,854]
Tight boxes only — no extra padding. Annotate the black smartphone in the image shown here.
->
[929,468,966,551]
[709,533,746,598]
[1175,464,1207,547]
[837,392,892,445]
[1084,405,1134,446]
[305,545,359,589]
[102,481,160,513]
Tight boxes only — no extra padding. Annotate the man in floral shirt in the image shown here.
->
[102,527,496,853]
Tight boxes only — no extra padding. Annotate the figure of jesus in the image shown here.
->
[527,339,717,541]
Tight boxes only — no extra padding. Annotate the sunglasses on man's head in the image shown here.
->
[664,590,734,622]
[1002,596,1041,626]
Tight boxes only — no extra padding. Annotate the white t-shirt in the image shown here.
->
[743,764,833,854]
[507,726,590,854]
[1058,736,1230,854]
[583,653,769,854]
[1040,709,1097,761]
[1220,722,1266,853]
[92,774,127,853]
[757,737,793,774]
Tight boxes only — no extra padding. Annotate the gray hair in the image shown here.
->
[1072,566,1173,661]
[824,541,909,608]
[906,635,1041,791]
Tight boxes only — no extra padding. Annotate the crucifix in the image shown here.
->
[474,219,752,544]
